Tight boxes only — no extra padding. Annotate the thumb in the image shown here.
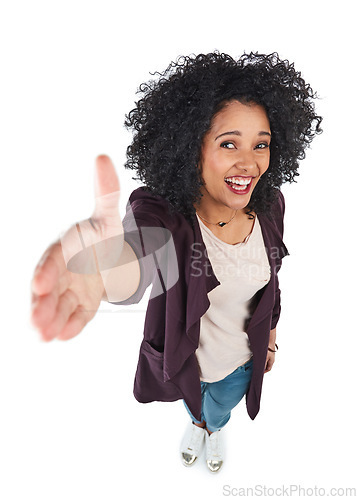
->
[93,155,120,217]
[61,155,124,275]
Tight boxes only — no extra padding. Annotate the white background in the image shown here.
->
[1,1,356,499]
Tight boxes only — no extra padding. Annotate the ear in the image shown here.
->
[196,156,204,174]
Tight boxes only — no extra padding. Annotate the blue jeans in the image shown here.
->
[183,357,253,433]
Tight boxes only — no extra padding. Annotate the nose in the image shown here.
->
[233,150,256,173]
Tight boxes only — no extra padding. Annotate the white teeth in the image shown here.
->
[225,177,252,186]
[230,183,248,191]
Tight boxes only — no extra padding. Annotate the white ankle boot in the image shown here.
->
[205,429,224,472]
[180,422,206,467]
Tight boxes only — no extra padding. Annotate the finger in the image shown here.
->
[31,290,59,335]
[264,358,270,373]
[31,264,71,323]
[94,155,120,197]
[57,306,95,341]
[93,155,121,217]
[41,289,79,341]
[31,242,66,296]
[265,357,274,373]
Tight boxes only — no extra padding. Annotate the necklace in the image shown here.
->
[196,209,237,227]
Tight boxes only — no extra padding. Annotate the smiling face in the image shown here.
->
[197,100,271,218]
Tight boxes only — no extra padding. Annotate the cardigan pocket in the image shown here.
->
[133,340,182,403]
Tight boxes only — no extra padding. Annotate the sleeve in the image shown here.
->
[270,189,288,330]
[271,285,281,330]
[108,195,179,306]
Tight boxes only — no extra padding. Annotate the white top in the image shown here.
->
[196,214,271,382]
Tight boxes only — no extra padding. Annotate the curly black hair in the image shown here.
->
[124,51,322,222]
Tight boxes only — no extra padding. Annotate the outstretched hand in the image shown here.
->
[31,155,123,341]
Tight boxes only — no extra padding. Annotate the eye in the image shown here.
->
[220,141,235,149]
[255,142,270,150]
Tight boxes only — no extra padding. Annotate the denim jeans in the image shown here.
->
[183,357,253,433]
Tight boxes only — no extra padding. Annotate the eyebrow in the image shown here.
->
[214,130,272,141]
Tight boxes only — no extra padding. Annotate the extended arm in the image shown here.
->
[31,156,141,341]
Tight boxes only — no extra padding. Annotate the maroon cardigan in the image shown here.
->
[113,187,289,421]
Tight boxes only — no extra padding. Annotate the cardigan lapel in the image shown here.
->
[247,212,289,331]
[185,215,220,345]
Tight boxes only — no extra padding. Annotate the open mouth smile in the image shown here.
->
[224,176,254,195]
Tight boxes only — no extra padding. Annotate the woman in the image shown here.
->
[30,52,322,473]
